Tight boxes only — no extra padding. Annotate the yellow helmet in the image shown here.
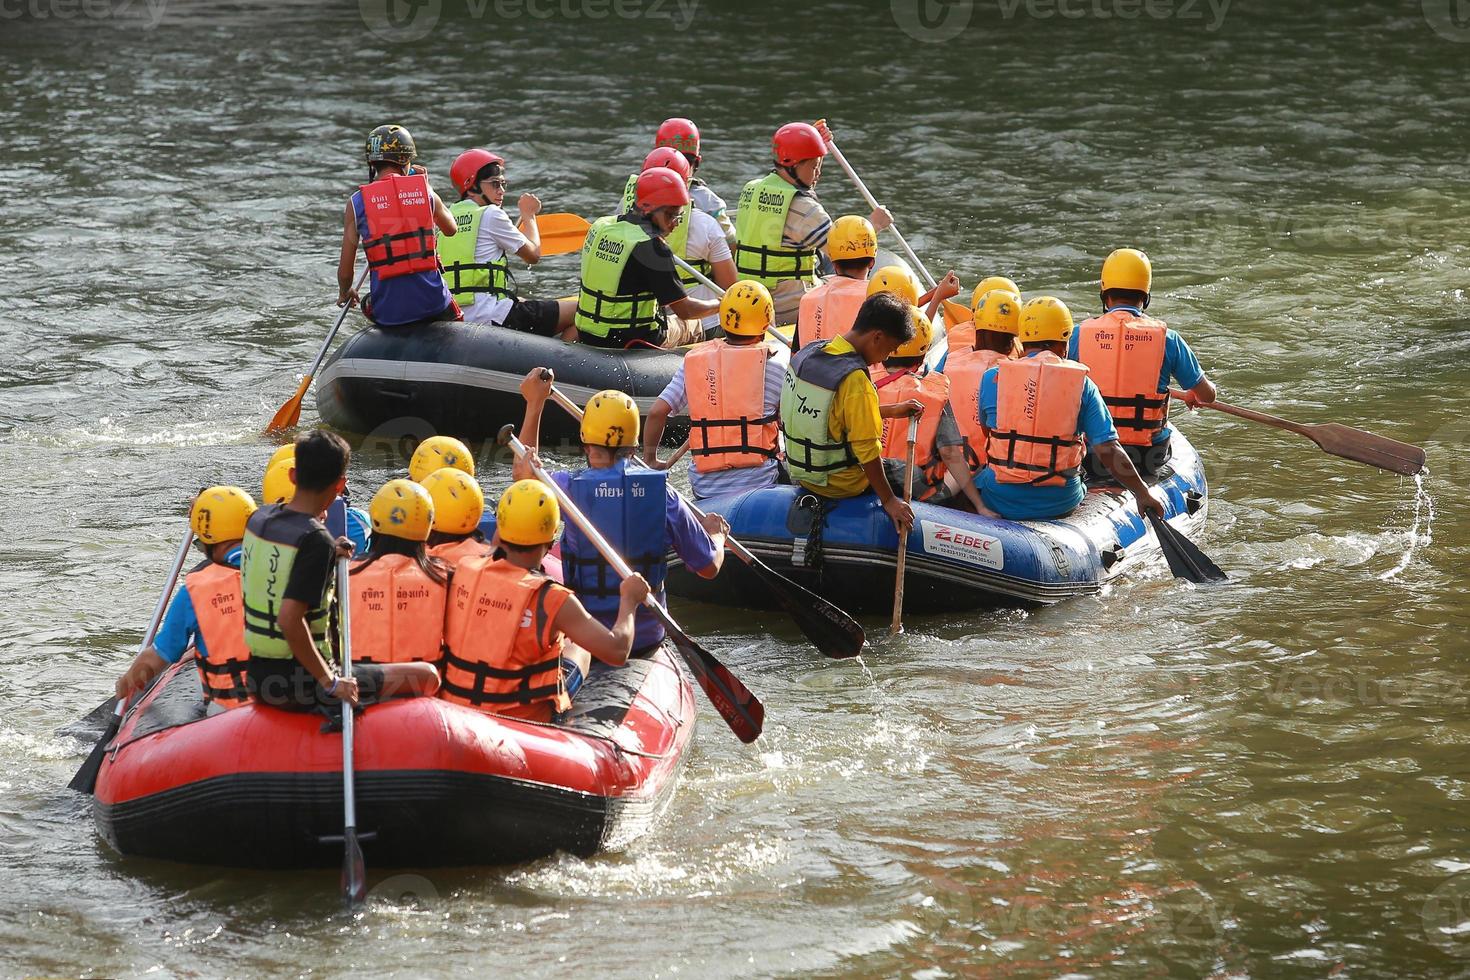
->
[867,265,920,307]
[580,390,640,448]
[1017,296,1076,344]
[496,479,562,547]
[267,444,295,471]
[891,306,934,360]
[1100,248,1152,294]
[262,457,295,505]
[420,466,484,536]
[191,486,257,545]
[970,275,1019,309]
[828,215,877,261]
[369,479,434,543]
[973,288,1022,335]
[720,281,774,337]
[409,436,475,484]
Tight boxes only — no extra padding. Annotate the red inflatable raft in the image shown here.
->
[93,646,696,868]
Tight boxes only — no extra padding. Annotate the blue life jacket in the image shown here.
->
[351,190,454,327]
[562,460,668,650]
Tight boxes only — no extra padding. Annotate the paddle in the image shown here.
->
[671,255,792,349]
[536,212,593,257]
[890,416,919,636]
[1171,390,1426,476]
[266,266,369,435]
[69,525,195,794]
[336,556,367,907]
[547,384,865,660]
[818,122,937,290]
[1148,511,1228,584]
[499,425,765,742]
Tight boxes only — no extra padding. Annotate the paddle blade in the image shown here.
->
[941,299,972,329]
[67,705,123,794]
[537,213,593,257]
[1305,422,1426,476]
[657,609,763,743]
[747,556,865,659]
[1148,513,1227,584]
[266,374,312,435]
[342,827,367,908]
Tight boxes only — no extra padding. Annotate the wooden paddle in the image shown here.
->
[670,255,792,349]
[1171,390,1426,476]
[266,266,369,434]
[818,122,937,290]
[890,416,919,635]
[536,212,593,257]
[499,425,765,742]
[335,556,367,907]
[1148,512,1228,584]
[69,525,195,794]
[547,384,866,660]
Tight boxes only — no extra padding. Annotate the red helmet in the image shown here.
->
[772,122,828,167]
[635,166,692,212]
[641,146,693,183]
[449,148,506,196]
[654,117,700,158]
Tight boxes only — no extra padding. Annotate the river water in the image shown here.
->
[1,1,1465,976]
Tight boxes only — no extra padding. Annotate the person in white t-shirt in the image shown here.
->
[442,149,576,340]
[653,117,735,244]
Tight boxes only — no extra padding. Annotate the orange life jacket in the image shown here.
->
[429,536,489,569]
[440,556,572,722]
[359,173,439,281]
[347,553,447,666]
[943,348,1008,475]
[986,352,1089,486]
[796,276,867,349]
[182,561,251,707]
[878,369,951,501]
[1075,309,1169,447]
[685,339,781,473]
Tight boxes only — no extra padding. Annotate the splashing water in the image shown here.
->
[1379,470,1435,581]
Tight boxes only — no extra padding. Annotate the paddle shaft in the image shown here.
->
[671,255,791,349]
[819,129,937,290]
[336,556,366,906]
[890,416,919,635]
[312,266,370,383]
[1170,390,1309,435]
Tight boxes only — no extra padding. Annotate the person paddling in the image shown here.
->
[1069,248,1218,479]
[795,215,878,349]
[779,292,918,535]
[976,297,1167,522]
[439,148,577,339]
[642,281,789,498]
[262,448,371,557]
[336,124,461,328]
[735,121,892,328]
[242,431,439,711]
[114,487,257,708]
[346,480,451,668]
[574,166,720,349]
[439,480,651,722]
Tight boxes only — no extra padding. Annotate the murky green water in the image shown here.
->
[1,1,1465,976]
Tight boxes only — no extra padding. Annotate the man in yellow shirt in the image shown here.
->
[780,292,918,533]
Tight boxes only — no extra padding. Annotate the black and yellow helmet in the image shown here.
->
[365,124,417,165]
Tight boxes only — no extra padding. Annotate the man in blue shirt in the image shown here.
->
[977,297,1167,522]
[1069,248,1217,478]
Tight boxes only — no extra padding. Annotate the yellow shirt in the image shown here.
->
[800,335,882,499]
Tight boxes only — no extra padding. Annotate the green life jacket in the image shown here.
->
[437,200,514,307]
[575,216,664,341]
[779,339,868,488]
[240,505,335,661]
[734,172,819,290]
[620,175,709,290]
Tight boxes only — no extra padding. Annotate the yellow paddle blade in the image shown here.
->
[942,299,972,329]
[537,213,593,257]
[265,374,312,435]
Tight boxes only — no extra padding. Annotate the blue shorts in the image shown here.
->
[561,658,584,700]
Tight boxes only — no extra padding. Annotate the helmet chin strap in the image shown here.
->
[777,163,812,191]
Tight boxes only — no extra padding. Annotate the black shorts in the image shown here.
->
[247,658,384,713]
[500,298,562,337]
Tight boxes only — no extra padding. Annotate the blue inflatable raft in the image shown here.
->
[665,431,1209,612]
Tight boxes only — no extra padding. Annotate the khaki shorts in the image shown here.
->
[660,315,707,349]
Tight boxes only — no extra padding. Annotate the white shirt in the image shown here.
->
[682,208,732,330]
[656,341,789,499]
[462,204,529,326]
